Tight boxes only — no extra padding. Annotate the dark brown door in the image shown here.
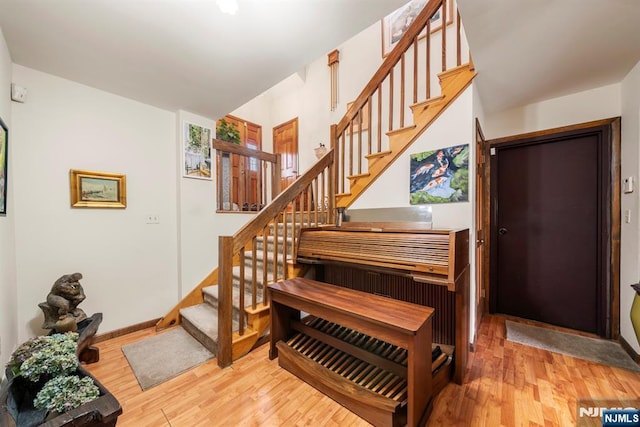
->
[491,130,609,335]
[273,118,298,190]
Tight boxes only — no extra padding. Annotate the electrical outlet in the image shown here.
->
[145,214,160,224]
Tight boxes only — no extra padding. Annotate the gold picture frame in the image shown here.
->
[70,169,127,208]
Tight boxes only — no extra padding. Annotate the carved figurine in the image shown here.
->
[39,272,87,333]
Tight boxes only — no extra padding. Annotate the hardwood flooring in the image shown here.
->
[84,314,640,426]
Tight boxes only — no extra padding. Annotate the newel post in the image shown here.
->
[272,153,282,199]
[329,124,337,214]
[217,235,234,367]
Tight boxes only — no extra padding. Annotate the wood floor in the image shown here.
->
[84,314,640,426]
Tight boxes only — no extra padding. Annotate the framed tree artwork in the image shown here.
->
[183,121,212,179]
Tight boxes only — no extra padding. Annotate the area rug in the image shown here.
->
[122,327,215,390]
[505,320,640,372]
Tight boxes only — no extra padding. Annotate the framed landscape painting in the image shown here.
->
[409,143,469,204]
[70,169,127,208]
[0,116,7,215]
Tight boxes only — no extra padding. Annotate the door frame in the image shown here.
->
[273,117,299,190]
[474,118,488,348]
[482,117,621,338]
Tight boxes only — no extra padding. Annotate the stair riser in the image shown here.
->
[253,237,294,255]
[181,315,217,354]
[204,295,246,322]
[241,257,286,274]
[204,292,257,325]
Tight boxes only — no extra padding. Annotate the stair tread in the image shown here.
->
[386,124,417,137]
[365,150,392,160]
[204,284,265,309]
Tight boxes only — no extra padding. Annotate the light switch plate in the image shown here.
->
[624,176,634,194]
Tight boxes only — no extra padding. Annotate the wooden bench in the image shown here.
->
[269,277,435,427]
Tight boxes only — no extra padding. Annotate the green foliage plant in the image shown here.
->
[8,332,79,382]
[33,374,100,413]
[6,331,101,416]
[217,119,241,144]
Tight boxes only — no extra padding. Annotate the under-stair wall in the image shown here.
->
[350,85,474,225]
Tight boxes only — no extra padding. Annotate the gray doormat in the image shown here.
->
[122,327,215,390]
[506,320,640,372]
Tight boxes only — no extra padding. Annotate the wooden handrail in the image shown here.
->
[214,138,281,212]
[230,150,333,254]
[213,139,278,163]
[336,0,443,134]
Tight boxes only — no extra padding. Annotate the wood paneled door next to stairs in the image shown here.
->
[273,118,298,191]
[216,115,262,211]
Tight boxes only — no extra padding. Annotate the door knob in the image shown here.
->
[498,227,508,236]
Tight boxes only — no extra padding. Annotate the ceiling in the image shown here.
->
[458,0,640,113]
[0,0,406,119]
[1,0,639,119]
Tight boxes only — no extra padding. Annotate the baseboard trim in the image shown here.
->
[94,318,161,343]
[619,335,640,364]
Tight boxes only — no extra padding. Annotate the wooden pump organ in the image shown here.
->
[268,223,469,426]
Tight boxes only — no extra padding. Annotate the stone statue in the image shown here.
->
[39,272,87,333]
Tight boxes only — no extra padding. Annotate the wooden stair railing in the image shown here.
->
[332,0,475,208]
[217,150,335,367]
[214,138,282,212]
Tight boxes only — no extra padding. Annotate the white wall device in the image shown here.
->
[11,83,27,103]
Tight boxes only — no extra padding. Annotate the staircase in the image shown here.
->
[156,0,475,368]
[178,222,294,356]
[335,63,475,207]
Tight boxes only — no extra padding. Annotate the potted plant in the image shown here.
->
[7,333,80,382]
[216,119,241,144]
[1,332,121,427]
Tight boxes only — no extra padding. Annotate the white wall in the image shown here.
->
[0,27,17,368]
[621,60,640,353]
[11,65,179,340]
[176,110,254,297]
[177,95,277,296]
[351,87,474,230]
[482,83,621,139]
